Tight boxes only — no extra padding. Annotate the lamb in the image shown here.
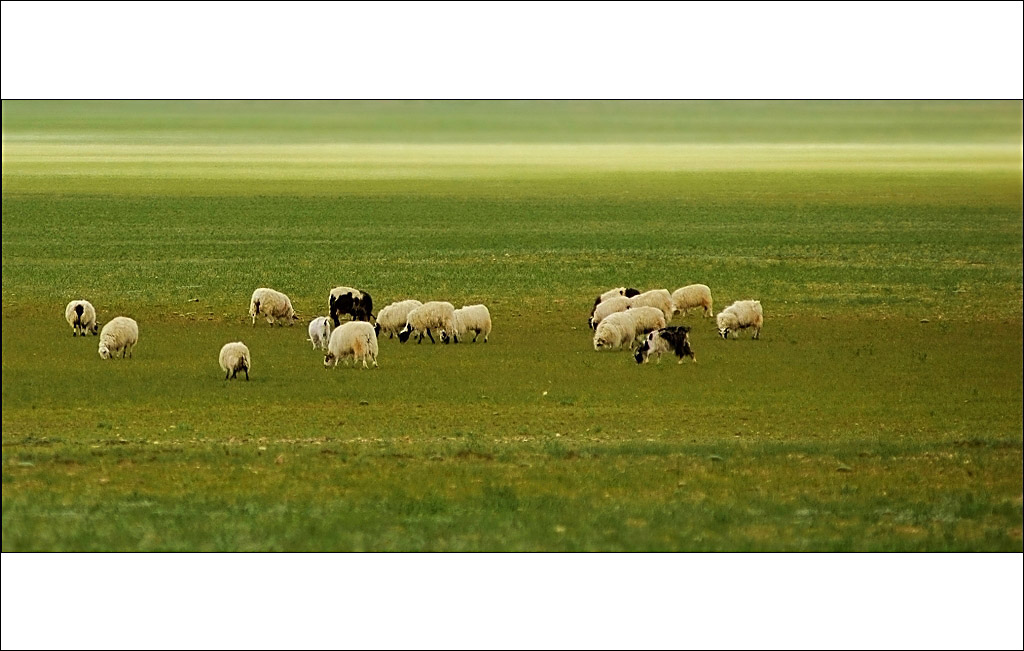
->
[64,300,99,336]
[98,316,138,360]
[398,301,458,344]
[324,321,379,369]
[590,287,641,319]
[307,316,333,350]
[589,296,631,329]
[250,288,299,327]
[441,304,492,343]
[671,284,713,318]
[329,286,374,325]
[374,299,423,339]
[635,326,696,364]
[716,300,763,339]
[219,341,251,380]
[628,289,676,321]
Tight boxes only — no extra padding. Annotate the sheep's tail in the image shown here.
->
[74,303,84,325]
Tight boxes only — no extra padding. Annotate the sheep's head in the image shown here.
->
[90,323,100,335]
[98,344,111,359]
[439,330,450,344]
[593,336,608,351]
[397,325,412,343]
[323,353,336,368]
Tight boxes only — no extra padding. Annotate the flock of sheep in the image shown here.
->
[588,285,764,364]
[64,282,762,379]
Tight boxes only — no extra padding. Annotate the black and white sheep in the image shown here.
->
[634,326,696,364]
[398,301,458,344]
[250,288,299,327]
[98,316,138,359]
[329,286,374,325]
[671,284,713,318]
[307,316,333,350]
[324,321,379,369]
[374,299,423,339]
[219,341,251,380]
[716,300,763,339]
[441,304,492,343]
[64,300,99,336]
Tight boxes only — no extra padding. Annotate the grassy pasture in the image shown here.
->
[2,100,1021,551]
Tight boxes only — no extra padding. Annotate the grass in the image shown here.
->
[2,100,1022,551]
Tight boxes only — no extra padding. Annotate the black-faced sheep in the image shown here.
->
[98,316,138,359]
[64,300,99,336]
[324,321,379,369]
[671,284,713,318]
[250,288,299,327]
[329,286,374,325]
[716,300,763,339]
[635,326,696,364]
[589,296,632,329]
[374,299,423,339]
[398,301,457,344]
[219,341,251,380]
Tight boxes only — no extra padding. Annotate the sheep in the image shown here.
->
[324,321,379,369]
[307,316,333,350]
[64,300,98,336]
[329,286,374,325]
[624,306,668,343]
[219,342,251,380]
[250,288,299,327]
[590,287,641,319]
[398,301,458,344]
[671,284,713,318]
[635,326,696,364]
[589,296,631,329]
[98,316,138,360]
[374,299,423,339]
[716,300,763,339]
[593,311,638,351]
[440,304,492,343]
[628,289,676,321]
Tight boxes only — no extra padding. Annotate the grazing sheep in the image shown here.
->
[671,284,713,318]
[398,301,457,344]
[324,321,379,369]
[64,300,99,336]
[441,304,492,343]
[590,287,642,319]
[716,300,763,339]
[307,316,333,350]
[219,341,251,380]
[635,327,696,364]
[98,316,138,360]
[329,286,374,325]
[374,299,423,339]
[629,289,676,321]
[250,288,299,327]
[593,311,638,351]
[589,296,631,329]
[625,306,668,343]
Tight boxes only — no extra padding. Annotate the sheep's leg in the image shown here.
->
[244,368,249,381]
[128,345,133,359]
[426,329,435,343]
[225,370,231,380]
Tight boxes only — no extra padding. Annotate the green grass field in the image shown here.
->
[2,100,1021,551]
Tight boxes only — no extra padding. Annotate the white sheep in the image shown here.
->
[589,296,631,329]
[329,286,374,324]
[625,306,668,342]
[324,321,379,369]
[307,316,333,350]
[375,299,423,339]
[98,316,138,360]
[716,300,763,339]
[219,341,251,380]
[64,300,98,336]
[398,301,457,344]
[441,304,492,343]
[593,311,638,351]
[629,289,676,321]
[589,288,640,322]
[671,284,713,318]
[249,288,299,327]
[635,327,696,364]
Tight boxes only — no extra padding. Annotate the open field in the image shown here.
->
[2,100,1022,551]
